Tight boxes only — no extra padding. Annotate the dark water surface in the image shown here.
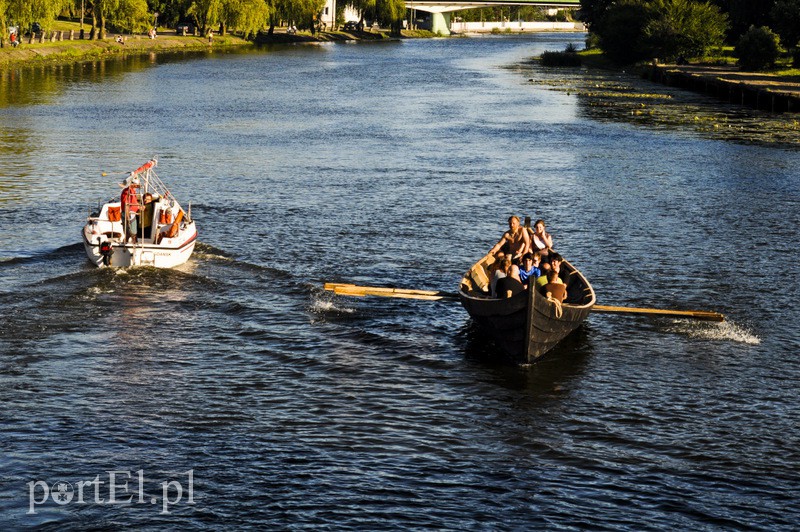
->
[1,34,799,529]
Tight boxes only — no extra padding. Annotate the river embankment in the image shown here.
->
[570,49,800,114]
[0,33,252,70]
[0,28,439,71]
[643,63,800,113]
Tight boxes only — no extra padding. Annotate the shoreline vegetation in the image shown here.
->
[538,47,800,113]
[0,27,441,70]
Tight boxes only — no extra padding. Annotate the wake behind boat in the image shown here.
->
[458,253,595,363]
[82,159,197,268]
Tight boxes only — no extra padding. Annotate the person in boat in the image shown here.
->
[141,193,155,239]
[489,216,530,262]
[489,258,506,298]
[518,252,542,288]
[537,252,567,289]
[531,219,554,263]
[495,256,525,299]
[541,269,567,302]
[120,176,141,244]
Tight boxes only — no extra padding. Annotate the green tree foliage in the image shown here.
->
[711,0,775,41]
[454,6,549,23]
[187,0,221,34]
[109,0,151,32]
[220,0,269,37]
[147,0,194,27]
[735,25,781,71]
[343,0,373,26]
[770,0,800,50]
[588,0,728,64]
[5,0,71,31]
[593,0,653,64]
[375,0,404,33]
[644,0,727,61]
[583,1,781,46]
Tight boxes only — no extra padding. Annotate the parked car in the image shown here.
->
[26,22,41,36]
[343,21,359,31]
[176,22,194,36]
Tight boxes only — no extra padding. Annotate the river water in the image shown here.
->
[1,34,799,529]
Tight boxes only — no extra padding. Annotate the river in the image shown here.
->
[1,33,799,529]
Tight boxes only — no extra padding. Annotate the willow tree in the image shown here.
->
[344,0,374,27]
[188,0,222,35]
[0,0,8,46]
[5,0,71,36]
[109,0,151,33]
[263,0,315,33]
[89,0,122,38]
[376,0,403,35]
[219,0,269,37]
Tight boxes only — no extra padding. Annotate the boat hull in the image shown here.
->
[82,225,197,268]
[458,257,594,362]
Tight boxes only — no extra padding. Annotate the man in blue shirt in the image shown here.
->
[518,252,542,288]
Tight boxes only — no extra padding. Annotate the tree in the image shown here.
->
[735,25,781,71]
[579,0,616,33]
[220,0,269,36]
[644,0,728,61]
[108,0,151,33]
[713,0,775,41]
[187,0,221,34]
[770,0,800,51]
[5,0,71,33]
[593,0,654,64]
[343,0,374,28]
[376,0,403,34]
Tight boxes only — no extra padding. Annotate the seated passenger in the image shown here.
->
[488,216,531,261]
[518,252,542,287]
[531,218,554,264]
[549,252,568,283]
[489,259,506,298]
[542,270,567,302]
[495,256,525,299]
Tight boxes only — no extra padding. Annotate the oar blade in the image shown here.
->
[592,304,724,322]
[324,283,458,302]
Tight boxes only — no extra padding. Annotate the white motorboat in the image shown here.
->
[82,159,197,268]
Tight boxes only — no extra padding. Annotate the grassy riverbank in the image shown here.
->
[0,33,252,69]
[0,27,438,70]
[576,48,800,100]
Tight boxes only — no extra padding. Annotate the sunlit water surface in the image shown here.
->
[1,34,799,529]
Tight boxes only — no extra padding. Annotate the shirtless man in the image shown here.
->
[489,216,531,261]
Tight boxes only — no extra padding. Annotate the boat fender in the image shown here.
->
[99,240,114,266]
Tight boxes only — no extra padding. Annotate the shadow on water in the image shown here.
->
[459,319,594,396]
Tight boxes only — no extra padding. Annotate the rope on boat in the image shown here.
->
[547,294,563,319]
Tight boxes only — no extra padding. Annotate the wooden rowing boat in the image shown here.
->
[458,254,595,363]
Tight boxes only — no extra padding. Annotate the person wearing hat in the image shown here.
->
[120,175,141,244]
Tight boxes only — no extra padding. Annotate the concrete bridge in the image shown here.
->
[406,0,581,35]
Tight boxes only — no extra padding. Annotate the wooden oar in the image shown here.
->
[324,282,725,321]
[592,304,724,322]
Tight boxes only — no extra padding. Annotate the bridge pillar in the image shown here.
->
[430,12,451,35]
